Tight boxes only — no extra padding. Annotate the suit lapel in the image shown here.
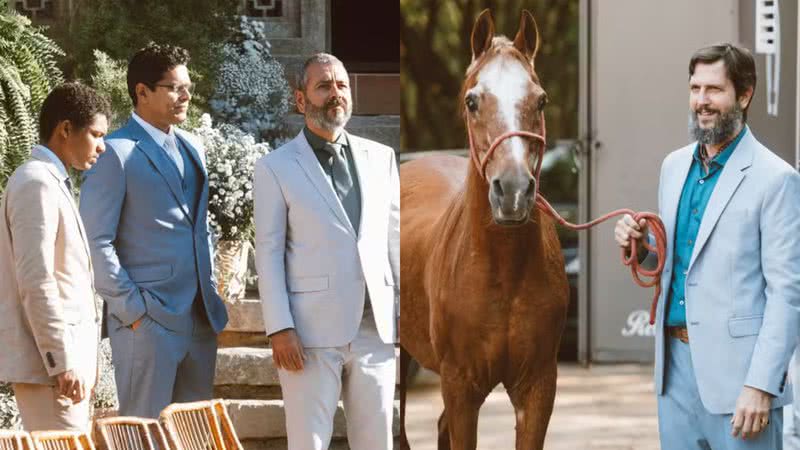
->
[30,148,93,268]
[292,133,356,236]
[346,133,370,239]
[662,146,694,262]
[175,132,209,224]
[126,119,194,225]
[688,132,754,270]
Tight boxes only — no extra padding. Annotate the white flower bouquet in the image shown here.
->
[193,114,270,241]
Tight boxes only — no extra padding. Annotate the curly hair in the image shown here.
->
[127,42,191,106]
[39,82,112,142]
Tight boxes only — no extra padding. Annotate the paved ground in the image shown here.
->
[405,363,660,450]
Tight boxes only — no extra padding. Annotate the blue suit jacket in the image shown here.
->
[79,117,228,334]
[644,128,800,413]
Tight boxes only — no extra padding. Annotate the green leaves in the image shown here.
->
[0,11,64,192]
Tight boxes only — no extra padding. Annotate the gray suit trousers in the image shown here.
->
[108,303,217,418]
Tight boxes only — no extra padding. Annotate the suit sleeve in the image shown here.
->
[253,158,295,335]
[744,170,800,395]
[9,176,74,376]
[79,147,147,326]
[388,151,400,297]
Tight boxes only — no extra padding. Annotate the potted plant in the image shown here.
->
[193,114,270,303]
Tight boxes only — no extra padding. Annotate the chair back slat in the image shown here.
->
[159,400,242,450]
[0,431,34,450]
[30,431,94,450]
[96,417,169,450]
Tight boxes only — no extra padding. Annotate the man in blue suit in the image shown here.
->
[80,43,227,418]
[615,44,800,449]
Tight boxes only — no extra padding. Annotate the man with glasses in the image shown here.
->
[80,43,227,418]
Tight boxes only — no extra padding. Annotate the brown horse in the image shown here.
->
[399,9,569,450]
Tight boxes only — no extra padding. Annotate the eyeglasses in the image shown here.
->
[154,83,195,95]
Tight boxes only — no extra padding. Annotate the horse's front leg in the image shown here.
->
[506,363,558,450]
[440,363,489,450]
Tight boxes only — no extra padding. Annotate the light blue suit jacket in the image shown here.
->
[644,128,800,414]
[79,117,228,334]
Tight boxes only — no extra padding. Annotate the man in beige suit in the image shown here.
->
[0,83,110,431]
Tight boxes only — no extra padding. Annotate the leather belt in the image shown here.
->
[667,326,689,344]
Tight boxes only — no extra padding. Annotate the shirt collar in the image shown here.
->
[33,144,69,181]
[132,111,175,148]
[303,126,348,152]
[693,125,747,168]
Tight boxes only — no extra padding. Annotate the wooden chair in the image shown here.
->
[95,417,170,450]
[30,431,94,450]
[159,400,242,450]
[0,430,35,450]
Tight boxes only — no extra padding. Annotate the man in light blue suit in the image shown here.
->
[79,43,227,418]
[615,44,800,449]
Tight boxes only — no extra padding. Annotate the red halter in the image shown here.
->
[466,111,667,325]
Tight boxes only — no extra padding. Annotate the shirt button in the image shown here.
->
[699,179,705,185]
[679,300,685,306]
[688,239,693,245]
[692,209,698,215]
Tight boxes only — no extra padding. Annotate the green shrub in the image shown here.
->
[0,11,64,192]
[59,0,238,112]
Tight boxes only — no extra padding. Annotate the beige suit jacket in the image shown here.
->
[0,146,98,386]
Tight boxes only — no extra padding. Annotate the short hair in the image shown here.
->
[127,43,190,106]
[296,53,344,92]
[689,43,757,119]
[39,82,111,142]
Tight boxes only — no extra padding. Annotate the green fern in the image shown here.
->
[0,11,64,193]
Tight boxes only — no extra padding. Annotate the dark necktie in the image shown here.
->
[323,142,353,201]
[323,142,358,230]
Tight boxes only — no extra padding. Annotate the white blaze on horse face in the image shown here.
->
[477,56,531,165]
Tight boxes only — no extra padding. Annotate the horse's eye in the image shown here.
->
[537,94,549,111]
[465,94,479,112]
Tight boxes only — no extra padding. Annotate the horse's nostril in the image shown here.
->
[492,179,503,196]
[526,179,536,197]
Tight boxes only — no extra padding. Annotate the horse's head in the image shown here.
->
[462,9,547,226]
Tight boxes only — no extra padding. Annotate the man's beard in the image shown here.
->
[688,104,743,145]
[304,94,352,132]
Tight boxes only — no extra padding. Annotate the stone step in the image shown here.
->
[214,347,402,400]
[225,298,265,333]
[215,347,402,386]
[225,399,400,440]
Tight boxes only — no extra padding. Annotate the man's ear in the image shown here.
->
[295,89,306,114]
[136,82,150,105]
[738,86,754,111]
[56,120,71,140]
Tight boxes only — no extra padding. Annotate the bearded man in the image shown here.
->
[614,43,800,449]
[253,53,400,450]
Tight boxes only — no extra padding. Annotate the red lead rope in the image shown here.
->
[468,112,667,324]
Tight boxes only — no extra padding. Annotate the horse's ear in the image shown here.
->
[513,10,540,63]
[471,9,495,61]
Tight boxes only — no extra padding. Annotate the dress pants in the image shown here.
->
[108,301,217,418]
[278,309,396,450]
[658,336,783,449]
[13,383,90,432]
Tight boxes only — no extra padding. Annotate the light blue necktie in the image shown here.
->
[164,135,184,179]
